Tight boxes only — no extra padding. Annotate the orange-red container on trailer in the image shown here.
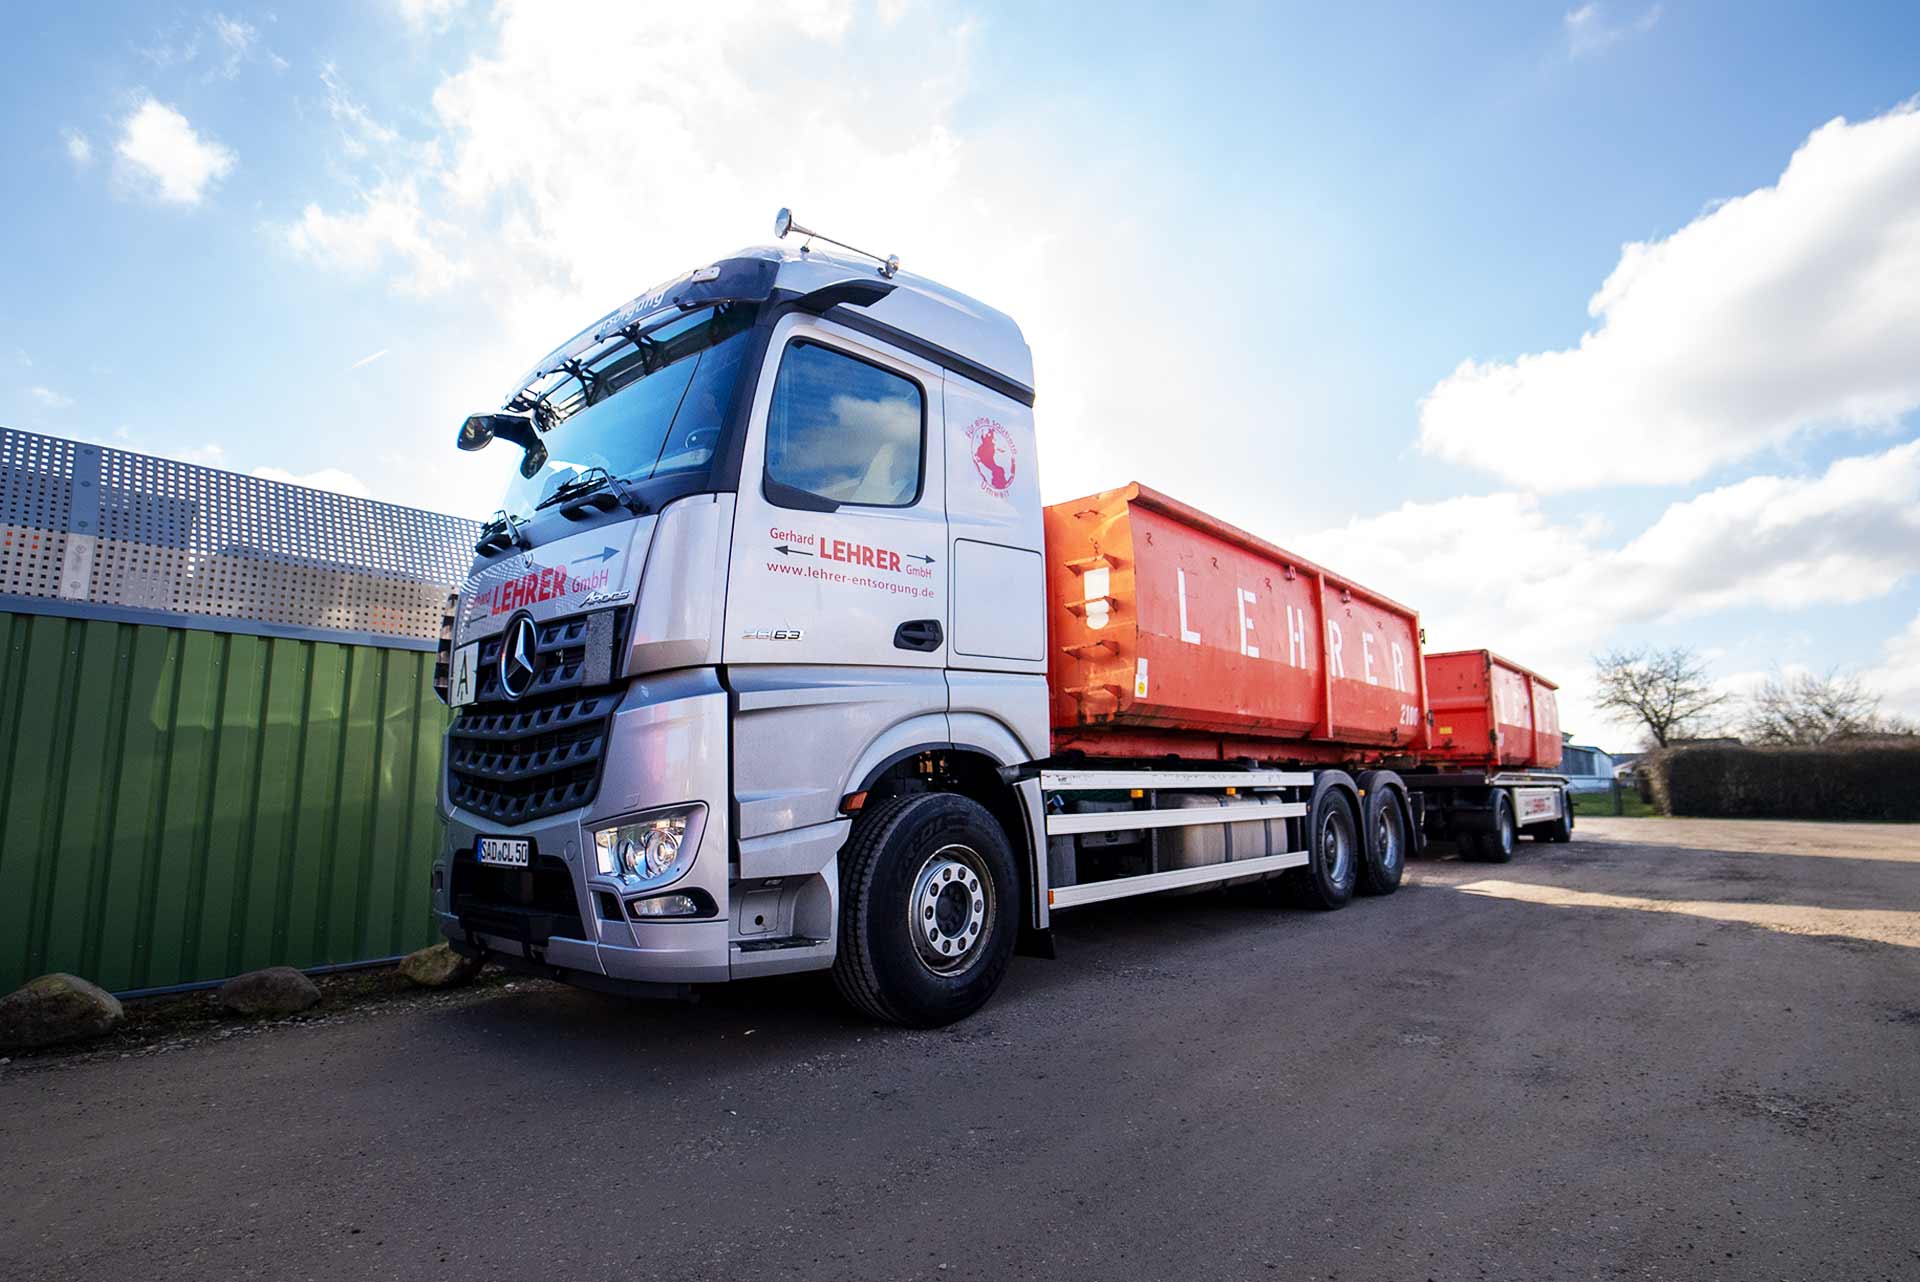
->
[1423,649,1562,769]
[1044,483,1429,763]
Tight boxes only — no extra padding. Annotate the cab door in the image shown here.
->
[725,312,948,670]
[723,313,951,847]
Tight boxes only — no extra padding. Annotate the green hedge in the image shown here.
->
[1646,741,1920,821]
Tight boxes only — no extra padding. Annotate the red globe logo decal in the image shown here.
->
[968,418,1016,495]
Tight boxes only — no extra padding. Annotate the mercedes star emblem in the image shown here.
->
[499,614,539,700]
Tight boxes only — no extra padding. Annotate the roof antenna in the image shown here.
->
[775,207,899,279]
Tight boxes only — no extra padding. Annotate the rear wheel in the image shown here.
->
[832,793,1018,1027]
[1355,772,1407,896]
[1284,776,1359,909]
[1467,792,1517,863]
[1537,790,1573,843]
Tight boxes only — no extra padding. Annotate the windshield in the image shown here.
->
[497,304,755,518]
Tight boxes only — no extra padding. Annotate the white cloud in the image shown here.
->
[114,97,237,205]
[28,386,75,409]
[395,0,469,30]
[284,1,1240,520]
[1863,612,1920,718]
[1419,101,1920,490]
[1297,440,1920,739]
[347,347,390,371]
[170,441,227,466]
[62,128,93,168]
[139,24,201,70]
[209,14,258,79]
[286,181,466,295]
[249,465,376,499]
[1564,3,1661,57]
[320,64,401,156]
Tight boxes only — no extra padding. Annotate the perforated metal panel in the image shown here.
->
[1,430,74,599]
[0,426,481,647]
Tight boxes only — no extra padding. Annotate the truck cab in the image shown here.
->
[434,237,1051,1022]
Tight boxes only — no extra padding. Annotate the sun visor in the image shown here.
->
[501,256,782,404]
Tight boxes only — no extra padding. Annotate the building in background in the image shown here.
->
[1558,740,1619,793]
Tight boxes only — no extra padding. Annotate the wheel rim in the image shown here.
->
[1374,804,1403,875]
[1497,807,1514,854]
[909,843,994,975]
[1320,809,1354,886]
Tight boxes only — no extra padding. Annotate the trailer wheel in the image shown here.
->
[1283,776,1359,910]
[1468,792,1517,863]
[831,792,1019,1028]
[1354,772,1407,896]
[1535,790,1573,844]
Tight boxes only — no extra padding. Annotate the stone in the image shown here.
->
[399,942,484,989]
[0,973,125,1050]
[217,966,321,1016]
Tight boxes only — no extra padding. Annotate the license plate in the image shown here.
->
[477,837,530,868]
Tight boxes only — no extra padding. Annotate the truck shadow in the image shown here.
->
[420,887,1368,1072]
[412,832,1920,1079]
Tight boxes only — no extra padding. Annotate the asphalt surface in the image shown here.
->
[4,818,1917,1281]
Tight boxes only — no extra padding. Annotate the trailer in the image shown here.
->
[431,211,1572,1026]
[1406,650,1573,858]
[1035,485,1566,904]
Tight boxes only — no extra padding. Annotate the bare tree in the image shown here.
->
[1592,646,1731,748]
[1743,669,1917,745]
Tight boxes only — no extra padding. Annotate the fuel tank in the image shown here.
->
[1044,483,1428,762]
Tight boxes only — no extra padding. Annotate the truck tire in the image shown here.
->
[1535,790,1573,843]
[1282,775,1359,910]
[1466,792,1517,863]
[831,792,1019,1028]
[1354,771,1407,896]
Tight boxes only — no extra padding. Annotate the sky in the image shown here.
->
[3,0,1918,745]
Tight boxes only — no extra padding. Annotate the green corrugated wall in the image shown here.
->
[0,610,449,995]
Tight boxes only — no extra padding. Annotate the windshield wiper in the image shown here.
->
[534,466,649,517]
[474,508,531,555]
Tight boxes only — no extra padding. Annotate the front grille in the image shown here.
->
[451,851,585,945]
[448,689,614,823]
[446,607,627,824]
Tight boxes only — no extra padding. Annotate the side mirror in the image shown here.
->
[457,414,502,451]
[456,413,548,478]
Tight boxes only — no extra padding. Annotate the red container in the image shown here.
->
[1044,483,1429,763]
[1423,650,1562,769]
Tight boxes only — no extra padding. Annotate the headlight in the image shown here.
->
[592,806,702,884]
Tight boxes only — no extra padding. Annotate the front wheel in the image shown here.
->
[832,793,1019,1027]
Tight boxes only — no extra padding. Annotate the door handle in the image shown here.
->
[894,619,943,652]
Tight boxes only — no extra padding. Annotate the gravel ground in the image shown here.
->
[3,817,1916,1280]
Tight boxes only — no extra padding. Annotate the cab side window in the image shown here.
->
[765,340,924,508]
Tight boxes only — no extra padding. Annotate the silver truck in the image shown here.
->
[432,211,1567,1026]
